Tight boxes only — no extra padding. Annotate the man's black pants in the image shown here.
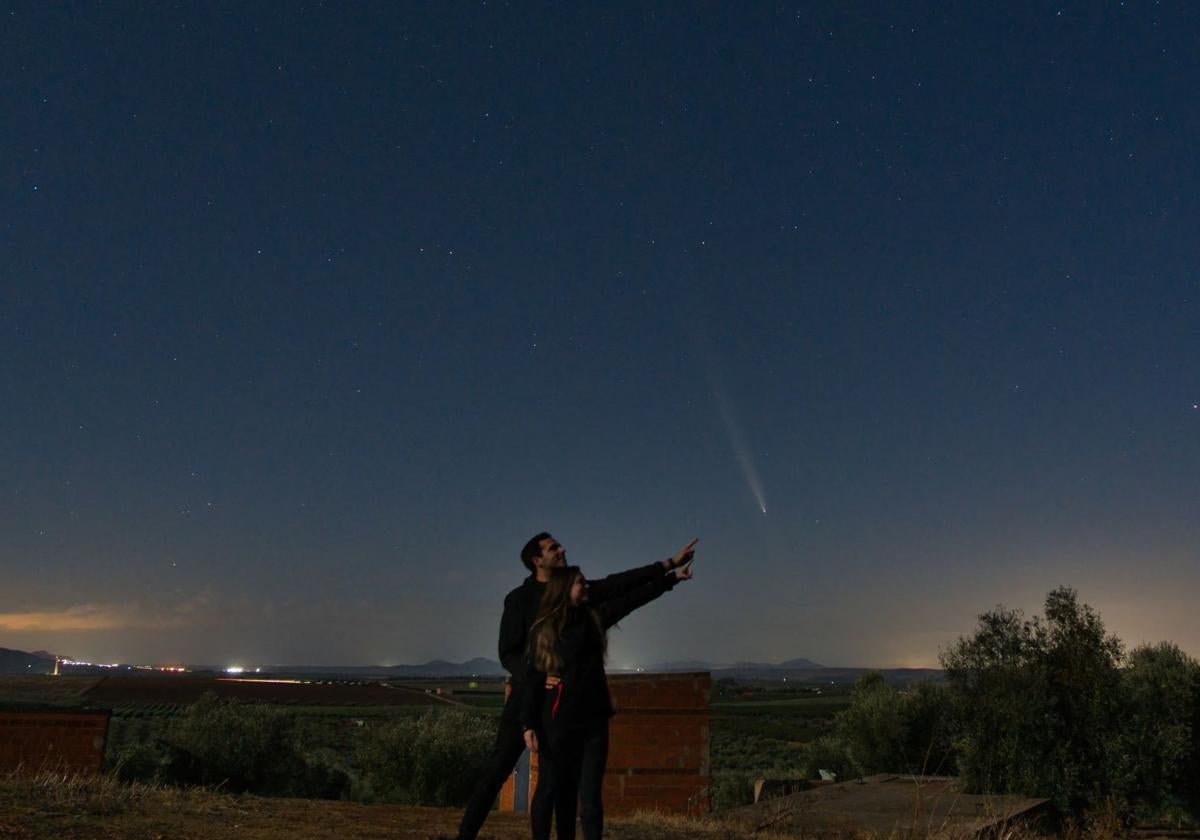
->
[456,715,526,840]
[529,721,610,840]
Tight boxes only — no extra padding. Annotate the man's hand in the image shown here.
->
[524,729,538,753]
[673,563,694,582]
[667,538,699,570]
[545,674,561,690]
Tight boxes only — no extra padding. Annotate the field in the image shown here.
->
[0,675,101,706]
[82,674,455,706]
[0,673,462,767]
[1,672,847,810]
[711,679,851,775]
[389,677,506,710]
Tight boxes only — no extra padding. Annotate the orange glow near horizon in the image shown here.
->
[0,608,128,632]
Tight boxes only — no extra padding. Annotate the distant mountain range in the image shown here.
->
[251,656,941,684]
[238,658,510,678]
[642,658,941,684]
[0,647,57,675]
[648,657,825,672]
[1,647,940,684]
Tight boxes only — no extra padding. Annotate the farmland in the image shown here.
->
[712,678,850,760]
[82,674,455,707]
[0,672,839,791]
[0,675,101,707]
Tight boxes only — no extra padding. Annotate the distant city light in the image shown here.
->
[225,666,245,674]
[57,660,188,673]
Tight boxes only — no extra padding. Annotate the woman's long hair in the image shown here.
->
[529,565,607,673]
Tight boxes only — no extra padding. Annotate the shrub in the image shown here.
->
[108,739,171,784]
[900,680,958,777]
[1115,643,1200,819]
[941,587,1123,814]
[161,694,306,794]
[798,734,860,781]
[836,673,904,774]
[296,748,353,801]
[353,708,494,805]
[710,729,804,774]
[834,673,956,777]
[709,771,756,810]
[138,694,352,799]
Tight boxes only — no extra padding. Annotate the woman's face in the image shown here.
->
[569,574,587,606]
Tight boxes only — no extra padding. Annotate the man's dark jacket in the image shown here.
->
[497,561,666,722]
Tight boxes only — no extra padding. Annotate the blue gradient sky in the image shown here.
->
[3,2,1198,667]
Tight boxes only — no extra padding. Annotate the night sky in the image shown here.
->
[3,3,1198,668]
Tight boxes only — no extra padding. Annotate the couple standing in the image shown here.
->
[452,532,698,840]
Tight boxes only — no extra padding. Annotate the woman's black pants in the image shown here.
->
[530,721,610,840]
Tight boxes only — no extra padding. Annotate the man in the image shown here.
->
[452,532,697,840]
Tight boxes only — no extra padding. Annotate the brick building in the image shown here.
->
[499,671,710,815]
[0,708,111,776]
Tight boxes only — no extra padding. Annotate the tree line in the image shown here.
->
[829,587,1199,823]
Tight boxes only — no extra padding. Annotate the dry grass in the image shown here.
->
[2,770,210,815]
[620,808,1066,840]
[618,809,804,838]
[0,772,1137,840]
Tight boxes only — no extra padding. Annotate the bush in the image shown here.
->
[710,729,804,774]
[108,739,171,784]
[900,680,958,777]
[833,673,956,777]
[120,694,355,800]
[709,771,756,810]
[161,694,307,795]
[836,673,904,774]
[296,748,353,801]
[797,735,860,782]
[1115,643,1200,819]
[941,587,1123,814]
[353,708,495,805]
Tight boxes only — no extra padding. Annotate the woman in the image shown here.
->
[521,561,693,840]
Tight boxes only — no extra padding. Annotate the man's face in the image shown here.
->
[534,536,567,571]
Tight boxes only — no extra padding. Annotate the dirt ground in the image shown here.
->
[0,796,530,840]
[0,776,787,840]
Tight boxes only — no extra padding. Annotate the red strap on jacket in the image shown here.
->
[551,682,564,719]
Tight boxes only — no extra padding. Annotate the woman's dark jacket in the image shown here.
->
[497,561,666,722]
[520,573,679,732]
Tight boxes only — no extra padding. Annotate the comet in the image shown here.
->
[711,379,768,514]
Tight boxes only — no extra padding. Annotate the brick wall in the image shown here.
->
[0,709,111,776]
[499,672,710,815]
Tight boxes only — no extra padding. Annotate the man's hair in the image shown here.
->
[520,532,552,572]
